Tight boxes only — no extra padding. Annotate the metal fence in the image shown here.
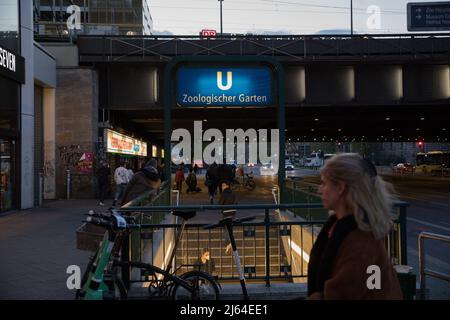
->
[418,232,450,299]
[118,202,408,286]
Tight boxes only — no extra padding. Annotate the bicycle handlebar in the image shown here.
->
[85,216,112,229]
[85,216,140,230]
[86,210,136,224]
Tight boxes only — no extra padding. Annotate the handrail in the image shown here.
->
[118,200,408,213]
[418,232,450,299]
[121,180,170,208]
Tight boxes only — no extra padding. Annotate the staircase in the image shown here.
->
[174,224,291,281]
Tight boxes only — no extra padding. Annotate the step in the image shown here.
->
[175,256,283,266]
[178,241,281,250]
[173,266,287,278]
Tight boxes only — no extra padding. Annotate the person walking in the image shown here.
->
[175,165,185,193]
[96,160,111,206]
[307,153,403,300]
[112,162,129,206]
[120,159,161,206]
[205,163,219,204]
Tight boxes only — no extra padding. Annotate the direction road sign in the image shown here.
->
[408,2,450,31]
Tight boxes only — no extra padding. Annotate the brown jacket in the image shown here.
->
[120,171,161,206]
[311,228,403,300]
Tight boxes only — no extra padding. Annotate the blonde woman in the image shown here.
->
[307,153,403,300]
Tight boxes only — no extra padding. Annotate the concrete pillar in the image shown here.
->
[55,68,98,199]
[43,88,56,199]
[285,66,306,105]
[306,66,355,105]
[20,0,34,209]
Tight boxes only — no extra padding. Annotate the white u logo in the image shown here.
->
[217,71,232,90]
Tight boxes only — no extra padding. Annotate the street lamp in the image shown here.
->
[218,0,224,35]
[350,0,354,36]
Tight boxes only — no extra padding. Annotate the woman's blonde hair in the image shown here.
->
[320,153,396,239]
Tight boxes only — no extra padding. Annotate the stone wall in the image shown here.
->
[55,68,98,199]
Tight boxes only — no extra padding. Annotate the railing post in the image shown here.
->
[66,170,71,200]
[122,232,131,290]
[265,208,271,287]
[39,171,44,207]
[399,205,408,265]
[418,234,426,300]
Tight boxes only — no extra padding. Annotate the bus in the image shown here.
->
[415,151,450,175]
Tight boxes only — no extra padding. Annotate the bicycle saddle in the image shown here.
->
[172,210,196,220]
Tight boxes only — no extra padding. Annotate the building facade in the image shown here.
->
[33,0,153,37]
[0,1,56,213]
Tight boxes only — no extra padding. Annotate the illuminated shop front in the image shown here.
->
[104,129,148,172]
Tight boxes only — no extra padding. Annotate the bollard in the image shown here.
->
[39,171,44,207]
[66,170,71,200]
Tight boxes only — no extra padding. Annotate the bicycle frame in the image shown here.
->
[79,211,220,300]
[81,231,118,300]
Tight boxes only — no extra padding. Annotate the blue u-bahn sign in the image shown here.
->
[176,66,273,107]
[407,2,450,31]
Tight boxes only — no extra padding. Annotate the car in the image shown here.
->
[285,160,295,171]
[393,163,415,174]
[260,162,276,176]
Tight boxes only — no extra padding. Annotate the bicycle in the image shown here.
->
[204,215,256,300]
[76,208,220,300]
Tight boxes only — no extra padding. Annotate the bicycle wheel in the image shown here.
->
[172,271,220,300]
[75,251,98,300]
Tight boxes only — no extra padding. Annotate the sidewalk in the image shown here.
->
[0,199,100,299]
[175,175,278,224]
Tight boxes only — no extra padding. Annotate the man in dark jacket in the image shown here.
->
[97,160,111,206]
[120,159,161,206]
[219,180,237,254]
[205,163,219,204]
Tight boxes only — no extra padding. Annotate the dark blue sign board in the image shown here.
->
[407,2,450,31]
[176,66,273,107]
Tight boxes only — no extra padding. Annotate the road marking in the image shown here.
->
[407,217,450,232]
[408,247,450,270]
[399,194,450,208]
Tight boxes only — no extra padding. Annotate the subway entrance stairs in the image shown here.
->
[172,175,299,286]
[174,222,289,282]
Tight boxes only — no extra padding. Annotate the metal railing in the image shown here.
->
[418,232,450,300]
[72,33,450,63]
[117,202,408,287]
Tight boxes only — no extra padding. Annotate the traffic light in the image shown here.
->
[418,140,424,151]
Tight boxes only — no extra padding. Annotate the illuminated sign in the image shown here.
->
[176,66,273,107]
[0,45,25,83]
[200,29,217,37]
[161,149,165,158]
[152,145,157,157]
[105,129,147,156]
[0,47,16,72]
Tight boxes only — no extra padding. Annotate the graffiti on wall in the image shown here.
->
[43,160,55,178]
[58,145,83,169]
[58,145,95,174]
